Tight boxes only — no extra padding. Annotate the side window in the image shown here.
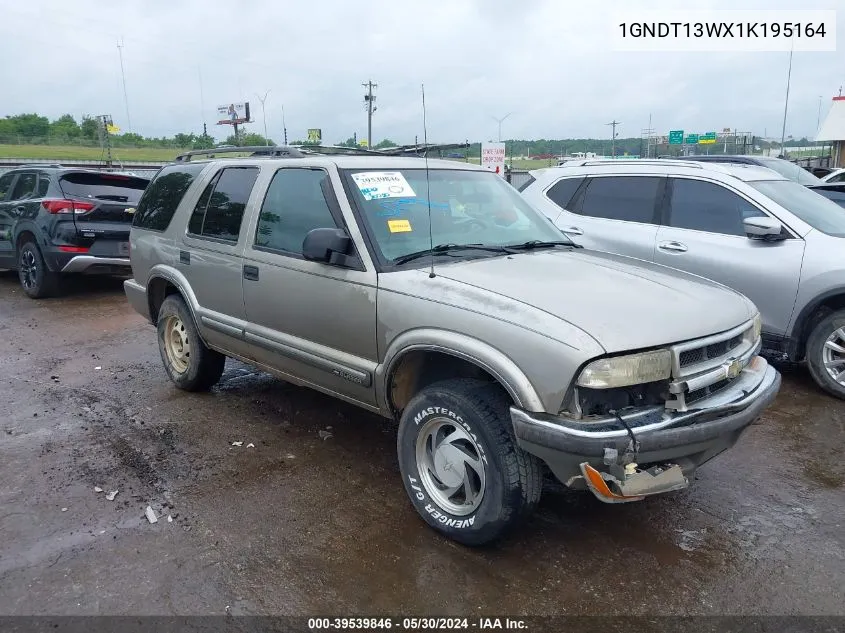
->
[669,179,765,237]
[35,174,49,197]
[188,167,259,242]
[133,163,206,232]
[546,177,584,210]
[10,173,37,200]
[255,168,338,254]
[0,173,13,200]
[831,173,845,183]
[577,176,661,223]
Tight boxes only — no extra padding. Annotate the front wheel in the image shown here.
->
[157,294,225,391]
[807,309,845,399]
[397,379,543,546]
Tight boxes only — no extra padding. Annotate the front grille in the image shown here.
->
[686,377,734,404]
[668,321,757,411]
[680,333,744,368]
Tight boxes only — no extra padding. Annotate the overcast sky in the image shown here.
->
[1,0,842,144]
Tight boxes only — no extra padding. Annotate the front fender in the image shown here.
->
[377,328,546,414]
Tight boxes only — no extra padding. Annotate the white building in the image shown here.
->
[817,95,845,168]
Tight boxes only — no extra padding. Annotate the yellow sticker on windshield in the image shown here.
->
[388,219,412,233]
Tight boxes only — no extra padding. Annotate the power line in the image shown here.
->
[116,37,131,133]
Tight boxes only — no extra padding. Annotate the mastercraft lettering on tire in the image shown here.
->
[125,146,780,545]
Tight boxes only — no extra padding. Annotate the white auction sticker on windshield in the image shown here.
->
[352,172,416,201]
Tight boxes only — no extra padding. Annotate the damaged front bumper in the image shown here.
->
[510,356,781,502]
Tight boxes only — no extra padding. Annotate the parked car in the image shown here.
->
[521,158,845,398]
[808,182,845,208]
[674,154,822,186]
[820,168,845,183]
[0,166,150,298]
[125,148,779,545]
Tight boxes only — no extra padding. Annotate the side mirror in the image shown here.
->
[302,227,357,267]
[744,216,784,241]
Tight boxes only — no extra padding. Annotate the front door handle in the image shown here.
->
[243,264,259,281]
[561,226,583,236]
[658,240,688,253]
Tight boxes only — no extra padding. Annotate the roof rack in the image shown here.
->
[575,159,705,169]
[26,163,64,169]
[291,144,386,156]
[174,145,306,162]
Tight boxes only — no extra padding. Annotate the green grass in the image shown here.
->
[0,144,185,162]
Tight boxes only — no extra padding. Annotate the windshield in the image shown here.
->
[343,168,568,263]
[60,172,148,203]
[751,180,845,237]
[755,158,821,185]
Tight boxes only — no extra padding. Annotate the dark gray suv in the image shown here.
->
[0,166,149,297]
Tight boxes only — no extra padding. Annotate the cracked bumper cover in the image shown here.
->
[510,356,781,493]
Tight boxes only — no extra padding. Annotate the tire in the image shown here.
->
[18,241,58,299]
[397,379,543,546]
[157,294,225,391]
[806,309,845,399]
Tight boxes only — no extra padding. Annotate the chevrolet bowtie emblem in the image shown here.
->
[125,207,137,214]
[725,359,742,379]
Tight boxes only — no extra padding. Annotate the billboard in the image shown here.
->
[217,102,250,125]
[307,128,322,143]
[481,142,506,177]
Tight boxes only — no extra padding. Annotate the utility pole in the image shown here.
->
[97,115,114,168]
[116,38,131,133]
[255,90,271,145]
[198,67,206,135]
[641,113,654,159]
[362,80,377,147]
[491,113,512,143]
[281,105,288,145]
[780,45,793,158]
[606,120,621,157]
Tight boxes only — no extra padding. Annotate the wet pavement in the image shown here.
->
[0,271,843,616]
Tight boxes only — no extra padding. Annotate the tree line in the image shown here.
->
[0,112,819,155]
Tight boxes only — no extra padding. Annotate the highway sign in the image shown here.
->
[699,132,717,144]
[669,130,684,145]
[685,134,699,144]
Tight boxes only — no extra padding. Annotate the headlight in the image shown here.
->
[752,313,762,341]
[576,349,672,389]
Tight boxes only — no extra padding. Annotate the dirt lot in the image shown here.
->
[0,272,843,617]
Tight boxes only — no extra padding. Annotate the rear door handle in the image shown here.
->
[243,264,259,281]
[561,226,583,236]
[658,240,688,253]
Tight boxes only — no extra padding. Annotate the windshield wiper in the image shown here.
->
[503,239,581,251]
[392,243,509,265]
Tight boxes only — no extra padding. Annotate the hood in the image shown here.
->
[424,249,755,353]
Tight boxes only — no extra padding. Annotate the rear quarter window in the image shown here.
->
[132,164,206,232]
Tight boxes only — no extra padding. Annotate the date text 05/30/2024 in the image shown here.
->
[307,618,528,630]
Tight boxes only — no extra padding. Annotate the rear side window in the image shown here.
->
[546,176,584,210]
[35,174,49,197]
[669,179,765,236]
[10,173,37,200]
[60,172,148,203]
[133,164,205,231]
[0,173,13,200]
[577,176,661,223]
[255,168,338,254]
[188,167,259,242]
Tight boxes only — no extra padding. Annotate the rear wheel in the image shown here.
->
[18,241,58,299]
[397,379,543,546]
[157,294,225,391]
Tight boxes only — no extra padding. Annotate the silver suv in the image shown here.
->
[521,159,845,399]
[124,147,779,545]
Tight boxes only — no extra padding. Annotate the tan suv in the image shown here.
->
[125,146,780,545]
